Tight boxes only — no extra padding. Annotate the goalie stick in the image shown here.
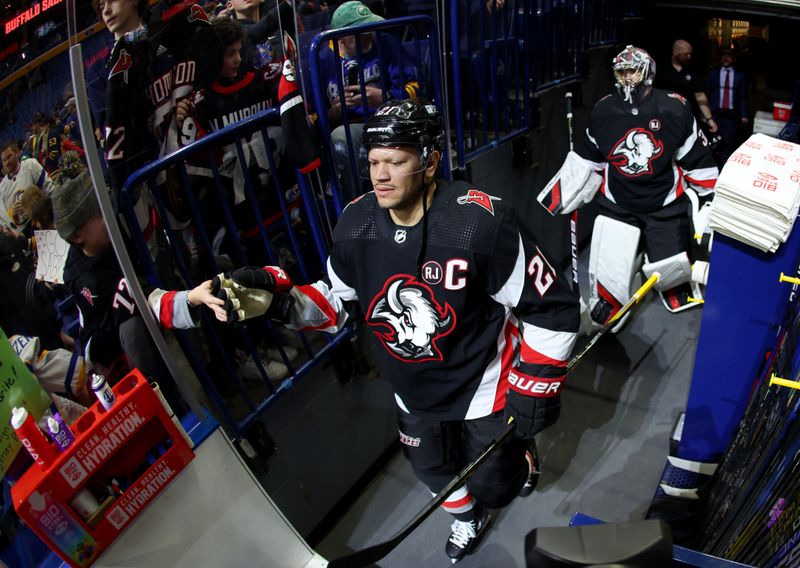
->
[566,91,579,288]
[567,272,660,372]
[325,421,517,568]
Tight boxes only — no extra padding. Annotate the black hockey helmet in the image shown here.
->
[363,99,444,163]
[612,45,656,110]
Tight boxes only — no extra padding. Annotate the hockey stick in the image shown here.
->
[325,420,517,568]
[567,272,660,372]
[566,92,579,288]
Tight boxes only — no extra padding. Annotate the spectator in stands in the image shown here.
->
[318,1,418,201]
[31,111,62,175]
[59,97,80,142]
[95,0,221,202]
[20,184,54,231]
[0,139,53,234]
[52,172,225,404]
[219,0,301,72]
[176,17,319,206]
[654,39,718,134]
[175,16,319,378]
[0,232,64,351]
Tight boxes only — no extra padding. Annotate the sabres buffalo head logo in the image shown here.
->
[367,275,456,362]
[608,127,663,177]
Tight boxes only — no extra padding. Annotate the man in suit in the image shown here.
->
[706,47,748,164]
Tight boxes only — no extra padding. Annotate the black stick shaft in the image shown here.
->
[325,422,517,568]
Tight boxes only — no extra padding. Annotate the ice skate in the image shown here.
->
[445,508,491,563]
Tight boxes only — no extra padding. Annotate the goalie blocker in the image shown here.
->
[538,151,603,216]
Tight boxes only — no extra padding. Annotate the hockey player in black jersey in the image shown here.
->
[556,46,718,323]
[217,99,580,562]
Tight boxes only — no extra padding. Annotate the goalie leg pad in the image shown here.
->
[642,252,692,291]
[588,216,641,324]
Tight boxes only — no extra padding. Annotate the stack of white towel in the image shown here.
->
[709,133,800,252]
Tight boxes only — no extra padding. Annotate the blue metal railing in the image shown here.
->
[119,108,352,439]
[446,0,607,167]
[449,0,533,167]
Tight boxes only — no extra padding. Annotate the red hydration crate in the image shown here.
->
[11,369,195,567]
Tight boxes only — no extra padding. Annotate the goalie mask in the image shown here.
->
[612,46,655,110]
[363,99,444,165]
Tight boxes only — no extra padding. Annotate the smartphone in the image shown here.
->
[345,61,360,87]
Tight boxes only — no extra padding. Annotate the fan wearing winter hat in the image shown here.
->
[52,173,125,378]
[52,173,226,384]
[52,172,109,255]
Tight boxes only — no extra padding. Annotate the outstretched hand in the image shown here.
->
[188,280,227,322]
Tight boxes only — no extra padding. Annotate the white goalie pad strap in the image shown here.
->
[589,216,641,310]
[685,188,712,242]
[643,252,691,291]
[537,151,603,216]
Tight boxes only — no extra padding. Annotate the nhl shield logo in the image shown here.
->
[367,275,456,362]
[394,229,407,243]
[608,127,664,177]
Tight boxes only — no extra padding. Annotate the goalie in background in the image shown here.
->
[538,45,718,325]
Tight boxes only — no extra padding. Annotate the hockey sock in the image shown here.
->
[441,486,476,519]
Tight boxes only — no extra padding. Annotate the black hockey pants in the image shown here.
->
[397,409,529,510]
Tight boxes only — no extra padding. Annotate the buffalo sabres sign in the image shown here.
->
[367,275,456,362]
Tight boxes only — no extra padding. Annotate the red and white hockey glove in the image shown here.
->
[503,368,565,439]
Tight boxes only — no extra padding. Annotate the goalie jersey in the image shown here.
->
[286,180,580,420]
[576,88,719,213]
